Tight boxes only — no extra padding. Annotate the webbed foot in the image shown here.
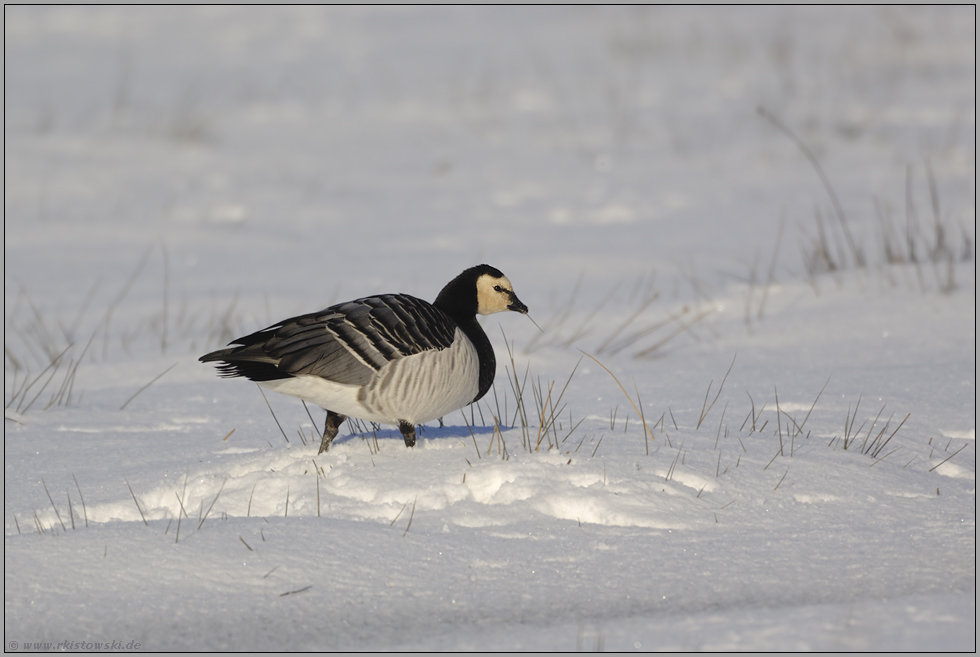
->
[398,420,416,448]
[318,411,347,454]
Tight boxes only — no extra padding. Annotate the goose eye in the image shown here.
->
[494,285,503,292]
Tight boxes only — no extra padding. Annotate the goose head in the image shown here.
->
[434,264,528,318]
[475,270,528,315]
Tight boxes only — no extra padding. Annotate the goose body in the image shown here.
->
[200,265,527,452]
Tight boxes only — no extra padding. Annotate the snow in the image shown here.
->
[5,6,976,651]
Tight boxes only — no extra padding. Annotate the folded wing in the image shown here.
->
[200,294,457,385]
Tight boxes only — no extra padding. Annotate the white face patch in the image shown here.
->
[475,273,516,315]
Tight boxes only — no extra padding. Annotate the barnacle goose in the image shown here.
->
[200,264,528,453]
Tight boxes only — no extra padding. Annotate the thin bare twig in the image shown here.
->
[120,363,177,411]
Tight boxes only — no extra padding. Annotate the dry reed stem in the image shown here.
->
[578,349,655,448]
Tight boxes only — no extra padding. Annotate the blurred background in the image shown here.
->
[5,6,975,336]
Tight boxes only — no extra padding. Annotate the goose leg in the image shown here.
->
[318,411,347,454]
[398,420,416,448]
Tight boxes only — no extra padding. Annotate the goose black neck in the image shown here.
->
[432,301,495,403]
[454,315,494,403]
[434,266,502,403]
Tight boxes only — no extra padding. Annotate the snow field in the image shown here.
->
[5,6,975,651]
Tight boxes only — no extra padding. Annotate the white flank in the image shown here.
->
[258,377,375,421]
[259,327,480,425]
[361,327,481,424]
